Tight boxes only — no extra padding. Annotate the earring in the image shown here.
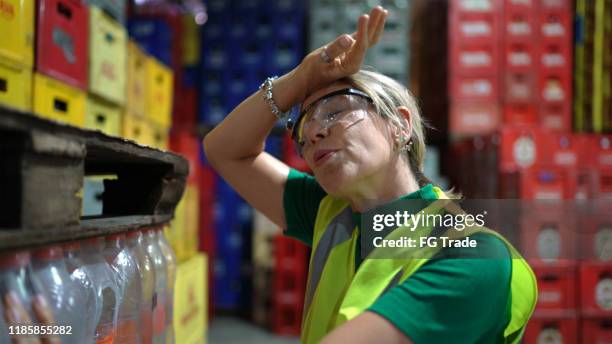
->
[398,136,411,153]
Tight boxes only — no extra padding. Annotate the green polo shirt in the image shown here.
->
[283,168,512,344]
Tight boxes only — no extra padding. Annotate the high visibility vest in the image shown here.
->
[301,187,537,344]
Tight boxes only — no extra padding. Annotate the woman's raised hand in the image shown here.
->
[297,6,388,97]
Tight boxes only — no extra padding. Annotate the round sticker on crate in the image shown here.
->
[595,227,612,261]
[537,226,561,260]
[513,136,536,168]
[537,327,563,344]
[595,277,612,310]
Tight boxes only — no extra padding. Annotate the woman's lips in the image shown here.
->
[313,149,337,166]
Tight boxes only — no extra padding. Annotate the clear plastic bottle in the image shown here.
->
[126,230,156,344]
[0,250,36,341]
[144,227,168,344]
[157,227,177,344]
[103,233,142,344]
[31,245,88,344]
[80,237,120,344]
[63,241,99,344]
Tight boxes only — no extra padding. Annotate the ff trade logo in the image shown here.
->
[0,0,15,19]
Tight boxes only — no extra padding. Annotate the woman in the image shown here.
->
[204,6,537,344]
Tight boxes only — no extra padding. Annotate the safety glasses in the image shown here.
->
[289,88,373,156]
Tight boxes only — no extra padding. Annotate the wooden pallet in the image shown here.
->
[0,106,189,250]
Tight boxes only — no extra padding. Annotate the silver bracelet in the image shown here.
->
[259,76,291,120]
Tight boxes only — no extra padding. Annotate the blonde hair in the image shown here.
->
[339,70,432,187]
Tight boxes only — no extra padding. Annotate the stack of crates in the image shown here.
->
[0,0,34,113]
[448,0,573,136]
[199,0,305,127]
[575,0,612,133]
[32,0,89,127]
[309,0,412,84]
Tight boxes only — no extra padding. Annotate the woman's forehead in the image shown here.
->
[302,82,354,109]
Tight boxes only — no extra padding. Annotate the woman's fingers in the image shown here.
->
[322,34,355,62]
[351,14,370,53]
[367,6,385,43]
[370,9,388,44]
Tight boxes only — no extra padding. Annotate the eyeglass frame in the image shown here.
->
[289,88,374,147]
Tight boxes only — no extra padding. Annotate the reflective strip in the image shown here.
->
[303,207,354,316]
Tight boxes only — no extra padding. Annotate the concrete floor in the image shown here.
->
[208,316,300,344]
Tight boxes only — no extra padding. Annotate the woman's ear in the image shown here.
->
[396,106,412,139]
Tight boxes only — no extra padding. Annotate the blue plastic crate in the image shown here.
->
[201,40,228,70]
[206,0,232,16]
[272,9,305,41]
[265,135,284,159]
[199,94,227,126]
[264,40,304,75]
[128,18,173,66]
[228,39,264,68]
[201,68,224,97]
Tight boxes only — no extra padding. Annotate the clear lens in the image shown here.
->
[296,94,370,149]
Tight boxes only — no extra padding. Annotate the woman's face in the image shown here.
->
[300,82,395,196]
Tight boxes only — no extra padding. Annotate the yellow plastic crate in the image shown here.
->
[0,0,34,68]
[150,123,169,150]
[33,73,86,127]
[126,41,147,118]
[182,14,201,66]
[122,112,153,146]
[85,95,122,136]
[170,184,199,262]
[0,62,32,112]
[145,57,173,128]
[89,6,127,105]
[173,253,207,344]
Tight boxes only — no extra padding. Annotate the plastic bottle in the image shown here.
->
[0,250,37,342]
[144,227,168,344]
[63,241,99,344]
[157,227,177,344]
[126,230,156,344]
[31,245,88,344]
[80,237,120,344]
[103,233,142,344]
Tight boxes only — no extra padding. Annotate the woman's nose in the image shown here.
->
[307,122,329,145]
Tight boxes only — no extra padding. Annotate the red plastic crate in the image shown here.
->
[579,204,612,261]
[540,0,573,12]
[450,0,502,16]
[450,12,500,45]
[541,133,582,168]
[271,294,303,335]
[579,262,612,317]
[499,126,547,172]
[539,42,572,73]
[450,44,500,75]
[451,75,499,101]
[169,131,201,184]
[540,102,572,132]
[450,101,500,136]
[504,72,536,102]
[521,207,577,261]
[581,317,612,343]
[505,0,538,12]
[538,71,572,103]
[504,42,537,71]
[531,261,578,312]
[591,135,612,169]
[539,10,573,43]
[172,85,197,129]
[503,104,538,126]
[503,9,537,42]
[519,165,577,200]
[523,314,578,344]
[36,0,88,89]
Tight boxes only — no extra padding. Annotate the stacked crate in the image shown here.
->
[199,0,305,128]
[33,0,89,127]
[449,0,573,136]
[0,0,34,113]
[309,0,412,84]
[449,0,502,135]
